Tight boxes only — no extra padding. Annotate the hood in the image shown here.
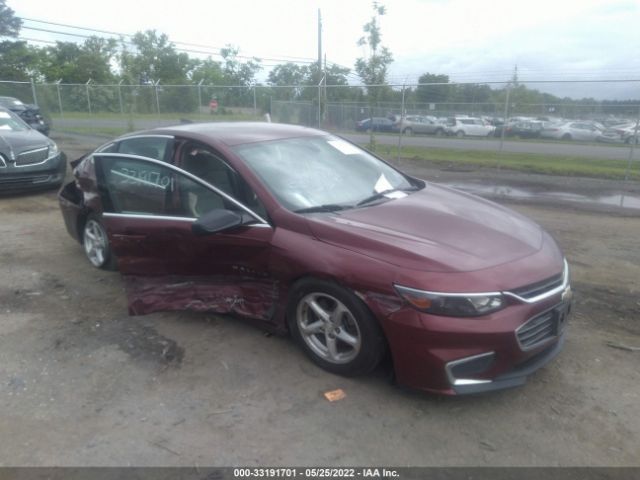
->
[0,128,49,157]
[306,184,544,273]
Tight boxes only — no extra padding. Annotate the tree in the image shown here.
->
[0,41,40,81]
[220,46,261,87]
[268,62,307,100]
[191,57,224,85]
[120,30,194,84]
[354,1,393,143]
[415,73,450,103]
[39,37,117,83]
[120,30,198,113]
[216,45,261,108]
[0,0,21,37]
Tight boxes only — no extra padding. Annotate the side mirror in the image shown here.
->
[192,209,243,235]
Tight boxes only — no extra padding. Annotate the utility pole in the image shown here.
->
[317,9,322,73]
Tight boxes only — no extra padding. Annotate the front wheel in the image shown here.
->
[456,130,465,138]
[403,127,413,135]
[288,279,386,376]
[83,214,116,270]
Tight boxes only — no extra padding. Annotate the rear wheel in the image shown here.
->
[456,130,465,138]
[561,133,572,141]
[435,128,444,136]
[403,127,413,135]
[83,214,116,270]
[288,279,385,376]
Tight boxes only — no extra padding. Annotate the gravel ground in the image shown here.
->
[0,134,638,466]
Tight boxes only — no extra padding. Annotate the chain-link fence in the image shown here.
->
[1,78,639,183]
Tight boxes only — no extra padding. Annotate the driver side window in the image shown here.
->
[180,143,268,219]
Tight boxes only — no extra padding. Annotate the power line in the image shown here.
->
[19,16,318,64]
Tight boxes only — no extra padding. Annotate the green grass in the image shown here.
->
[369,144,640,181]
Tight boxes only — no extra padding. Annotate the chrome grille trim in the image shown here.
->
[504,259,569,304]
[16,147,49,166]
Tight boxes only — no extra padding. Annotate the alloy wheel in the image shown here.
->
[83,219,108,267]
[296,292,362,364]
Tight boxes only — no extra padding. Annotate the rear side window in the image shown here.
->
[94,155,231,218]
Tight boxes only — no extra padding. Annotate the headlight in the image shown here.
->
[394,285,506,317]
[48,142,59,157]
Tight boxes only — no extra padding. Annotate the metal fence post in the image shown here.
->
[197,79,203,114]
[118,80,124,115]
[396,84,406,164]
[85,79,92,114]
[55,79,63,116]
[498,83,511,160]
[317,76,323,128]
[154,79,161,114]
[30,78,38,107]
[624,106,640,181]
[253,85,257,117]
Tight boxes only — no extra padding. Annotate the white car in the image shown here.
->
[540,122,603,141]
[446,117,496,137]
[597,123,639,144]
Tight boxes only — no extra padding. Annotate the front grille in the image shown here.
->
[516,309,557,349]
[510,272,564,300]
[0,174,52,187]
[16,147,49,166]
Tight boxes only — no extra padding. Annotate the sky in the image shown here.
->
[8,0,640,99]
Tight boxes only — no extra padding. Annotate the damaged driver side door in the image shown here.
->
[92,153,278,321]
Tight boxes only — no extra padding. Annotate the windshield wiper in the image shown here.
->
[356,186,420,207]
[294,204,351,214]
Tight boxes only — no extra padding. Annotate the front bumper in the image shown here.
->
[378,286,571,395]
[449,334,565,394]
[0,152,67,193]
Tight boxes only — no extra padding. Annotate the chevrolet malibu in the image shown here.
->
[58,122,571,395]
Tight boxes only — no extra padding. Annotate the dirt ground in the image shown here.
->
[0,134,638,466]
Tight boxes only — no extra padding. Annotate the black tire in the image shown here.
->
[561,133,572,141]
[82,213,117,270]
[403,127,413,135]
[435,128,444,137]
[456,130,465,138]
[287,278,386,376]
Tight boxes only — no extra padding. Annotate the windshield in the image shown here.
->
[0,110,29,131]
[233,135,416,211]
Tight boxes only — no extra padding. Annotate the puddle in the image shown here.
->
[445,183,640,210]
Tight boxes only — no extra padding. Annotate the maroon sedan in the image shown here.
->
[58,122,571,395]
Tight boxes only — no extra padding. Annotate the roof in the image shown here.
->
[131,122,328,147]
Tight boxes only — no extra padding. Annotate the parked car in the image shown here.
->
[597,123,639,144]
[446,117,496,137]
[540,121,603,141]
[0,107,65,193]
[503,120,545,139]
[392,115,447,136]
[355,117,395,132]
[0,96,50,136]
[58,122,571,395]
